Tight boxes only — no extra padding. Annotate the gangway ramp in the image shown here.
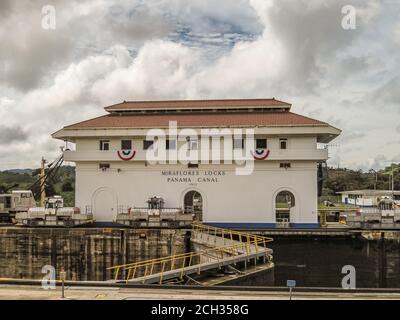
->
[107,223,273,284]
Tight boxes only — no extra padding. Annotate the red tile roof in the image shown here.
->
[104,98,291,111]
[64,111,328,129]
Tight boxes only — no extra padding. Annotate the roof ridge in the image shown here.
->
[116,98,289,103]
[104,98,292,110]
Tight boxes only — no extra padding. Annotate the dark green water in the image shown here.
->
[265,236,400,288]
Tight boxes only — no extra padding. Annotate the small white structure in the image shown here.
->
[338,190,400,207]
[0,190,36,215]
[15,195,93,227]
[53,98,341,228]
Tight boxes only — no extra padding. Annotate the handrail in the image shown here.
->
[109,239,263,272]
[107,223,273,283]
[113,240,267,283]
[191,222,272,242]
[109,223,271,270]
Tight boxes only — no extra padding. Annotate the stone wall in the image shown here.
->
[0,227,189,281]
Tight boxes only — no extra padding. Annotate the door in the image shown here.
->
[184,190,203,222]
[275,190,295,227]
[93,189,117,222]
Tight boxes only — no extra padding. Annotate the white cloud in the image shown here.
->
[0,0,398,171]
[356,0,383,24]
[91,41,200,104]
[394,23,400,46]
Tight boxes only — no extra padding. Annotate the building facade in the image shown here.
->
[339,190,400,207]
[53,99,341,228]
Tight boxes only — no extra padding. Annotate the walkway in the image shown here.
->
[108,223,273,284]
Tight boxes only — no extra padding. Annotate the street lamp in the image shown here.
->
[369,169,378,190]
[390,166,399,198]
[382,164,399,198]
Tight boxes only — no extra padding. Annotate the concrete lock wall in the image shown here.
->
[75,161,318,227]
[0,228,188,281]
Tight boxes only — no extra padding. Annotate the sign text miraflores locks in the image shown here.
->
[162,170,226,183]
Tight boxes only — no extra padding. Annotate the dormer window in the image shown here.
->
[99,140,110,151]
[166,139,176,150]
[186,137,198,150]
[143,140,154,150]
[121,140,132,150]
[233,138,244,149]
[280,138,287,149]
[256,138,267,149]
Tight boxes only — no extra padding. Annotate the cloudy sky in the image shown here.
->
[0,0,399,171]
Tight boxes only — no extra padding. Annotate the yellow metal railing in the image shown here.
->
[107,223,273,284]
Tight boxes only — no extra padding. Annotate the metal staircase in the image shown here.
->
[108,223,273,284]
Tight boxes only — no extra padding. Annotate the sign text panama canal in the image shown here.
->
[162,170,226,183]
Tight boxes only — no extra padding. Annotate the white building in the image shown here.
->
[338,190,400,207]
[53,99,341,228]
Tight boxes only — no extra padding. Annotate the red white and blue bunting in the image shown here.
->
[117,149,136,161]
[250,149,270,160]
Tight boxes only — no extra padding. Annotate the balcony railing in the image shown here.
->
[64,148,328,162]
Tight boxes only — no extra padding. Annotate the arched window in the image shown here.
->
[184,191,203,221]
[275,190,295,225]
[276,191,295,208]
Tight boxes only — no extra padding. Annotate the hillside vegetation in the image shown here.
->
[0,166,75,207]
[322,163,400,195]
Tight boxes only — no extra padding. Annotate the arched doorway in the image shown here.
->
[184,190,203,222]
[92,188,117,222]
[275,190,295,226]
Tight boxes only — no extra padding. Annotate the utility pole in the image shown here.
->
[382,162,399,199]
[392,166,395,197]
[387,165,399,197]
[370,169,378,190]
[40,157,47,207]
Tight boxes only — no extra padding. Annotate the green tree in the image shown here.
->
[61,181,73,192]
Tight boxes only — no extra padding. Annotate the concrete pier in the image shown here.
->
[0,227,188,281]
[0,283,400,300]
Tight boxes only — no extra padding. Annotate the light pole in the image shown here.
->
[390,166,399,198]
[382,164,399,199]
[369,169,378,190]
[60,267,66,299]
